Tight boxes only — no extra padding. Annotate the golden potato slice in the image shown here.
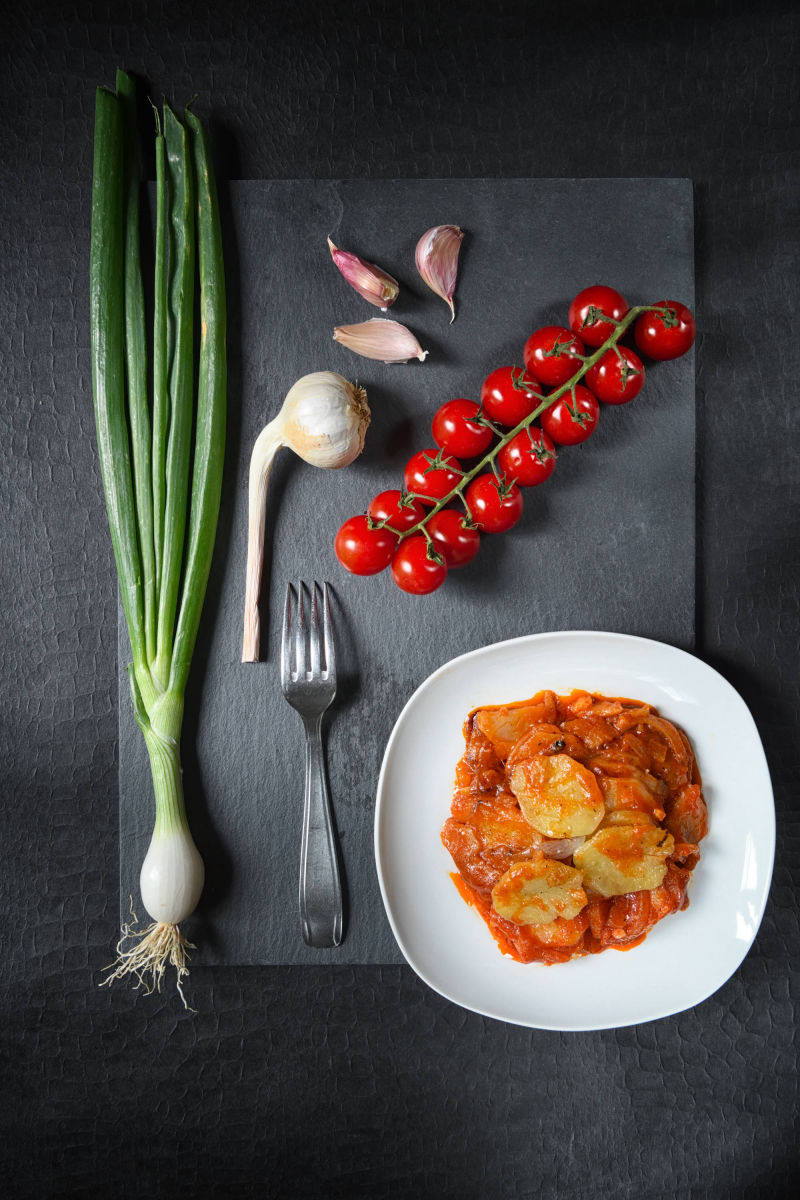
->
[573,825,675,897]
[508,753,605,838]
[491,854,587,926]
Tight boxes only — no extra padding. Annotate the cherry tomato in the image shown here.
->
[367,489,426,534]
[523,326,585,388]
[568,285,629,348]
[432,398,493,458]
[496,426,557,487]
[480,366,546,428]
[391,535,448,594]
[540,385,600,446]
[585,346,645,404]
[334,515,397,575]
[465,474,524,533]
[403,448,463,506]
[427,509,481,568]
[634,300,696,361]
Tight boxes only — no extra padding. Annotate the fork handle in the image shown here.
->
[299,716,343,948]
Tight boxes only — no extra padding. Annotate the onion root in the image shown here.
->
[101,911,196,1010]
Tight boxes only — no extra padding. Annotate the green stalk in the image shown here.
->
[90,86,147,671]
[116,70,157,666]
[154,104,195,684]
[151,114,169,610]
[169,109,227,696]
[93,74,225,1001]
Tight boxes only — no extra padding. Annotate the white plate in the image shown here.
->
[374,631,775,1031]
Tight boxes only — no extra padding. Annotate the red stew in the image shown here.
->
[441,690,707,964]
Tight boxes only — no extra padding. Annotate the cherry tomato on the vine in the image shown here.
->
[432,398,493,458]
[540,385,600,446]
[334,515,397,575]
[465,474,524,533]
[480,366,546,428]
[427,509,481,568]
[523,326,585,388]
[568,285,629,348]
[496,426,557,487]
[585,346,645,405]
[403,448,463,506]
[634,300,696,361]
[391,535,448,595]
[367,489,426,534]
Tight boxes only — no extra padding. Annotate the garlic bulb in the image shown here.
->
[243,371,370,662]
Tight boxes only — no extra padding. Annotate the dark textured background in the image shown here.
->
[1,0,797,1196]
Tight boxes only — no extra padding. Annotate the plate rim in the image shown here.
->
[373,629,776,1031]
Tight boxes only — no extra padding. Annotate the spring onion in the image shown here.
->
[91,70,226,1002]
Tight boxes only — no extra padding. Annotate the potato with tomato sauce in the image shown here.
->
[441,689,707,964]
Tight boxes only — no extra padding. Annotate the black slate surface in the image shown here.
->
[119,177,695,964]
[2,1,799,1197]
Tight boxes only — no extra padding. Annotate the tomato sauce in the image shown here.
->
[441,690,707,965]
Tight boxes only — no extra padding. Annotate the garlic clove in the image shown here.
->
[333,318,429,363]
[328,237,400,310]
[415,224,464,323]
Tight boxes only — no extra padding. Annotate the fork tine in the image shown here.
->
[295,580,308,678]
[281,582,294,684]
[322,583,336,681]
[309,582,321,677]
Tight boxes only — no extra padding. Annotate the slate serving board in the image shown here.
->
[119,177,695,965]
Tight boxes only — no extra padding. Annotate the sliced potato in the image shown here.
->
[491,854,587,926]
[573,825,675,897]
[509,753,605,838]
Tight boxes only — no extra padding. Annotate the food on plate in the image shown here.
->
[243,371,370,661]
[91,71,225,1001]
[415,224,465,322]
[441,689,707,964]
[327,237,399,309]
[334,287,696,594]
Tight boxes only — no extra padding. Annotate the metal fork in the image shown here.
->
[280,581,343,948]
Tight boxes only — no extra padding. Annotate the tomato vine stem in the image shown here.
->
[376,304,667,545]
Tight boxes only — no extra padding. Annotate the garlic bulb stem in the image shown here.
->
[243,420,284,663]
[242,372,370,662]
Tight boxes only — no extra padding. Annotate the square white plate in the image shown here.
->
[374,631,775,1030]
